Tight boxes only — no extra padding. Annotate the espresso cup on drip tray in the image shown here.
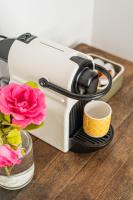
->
[83,101,112,138]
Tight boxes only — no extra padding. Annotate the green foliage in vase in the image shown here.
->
[0,81,47,176]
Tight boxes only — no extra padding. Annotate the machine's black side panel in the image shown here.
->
[69,100,88,137]
[0,39,15,61]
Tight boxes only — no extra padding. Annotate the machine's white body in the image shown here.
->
[8,37,93,152]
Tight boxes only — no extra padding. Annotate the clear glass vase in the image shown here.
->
[0,131,34,190]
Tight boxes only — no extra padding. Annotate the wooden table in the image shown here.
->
[1,44,133,200]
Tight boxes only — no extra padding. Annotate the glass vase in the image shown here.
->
[0,131,34,190]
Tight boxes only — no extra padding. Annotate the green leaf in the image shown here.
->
[4,114,10,123]
[2,126,12,132]
[0,113,4,121]
[25,81,38,88]
[21,148,25,156]
[0,136,3,145]
[0,129,3,137]
[24,122,44,130]
[6,128,22,146]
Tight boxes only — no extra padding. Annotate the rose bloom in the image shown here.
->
[0,83,47,128]
[0,145,21,168]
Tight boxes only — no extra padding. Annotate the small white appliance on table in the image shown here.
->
[0,33,124,153]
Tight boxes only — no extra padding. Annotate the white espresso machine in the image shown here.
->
[0,33,113,153]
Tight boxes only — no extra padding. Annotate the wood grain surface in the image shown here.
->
[0,44,133,200]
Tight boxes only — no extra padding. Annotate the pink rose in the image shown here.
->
[0,83,47,128]
[0,145,21,168]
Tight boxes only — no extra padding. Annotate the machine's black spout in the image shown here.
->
[76,69,98,94]
[70,56,98,95]
[0,38,15,61]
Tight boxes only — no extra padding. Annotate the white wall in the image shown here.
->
[91,0,133,61]
[1,0,132,61]
[0,0,94,46]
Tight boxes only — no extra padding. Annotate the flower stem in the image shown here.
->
[4,167,11,176]
[9,166,14,174]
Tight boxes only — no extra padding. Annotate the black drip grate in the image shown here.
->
[70,125,114,153]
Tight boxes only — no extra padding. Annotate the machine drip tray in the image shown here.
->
[70,125,114,153]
